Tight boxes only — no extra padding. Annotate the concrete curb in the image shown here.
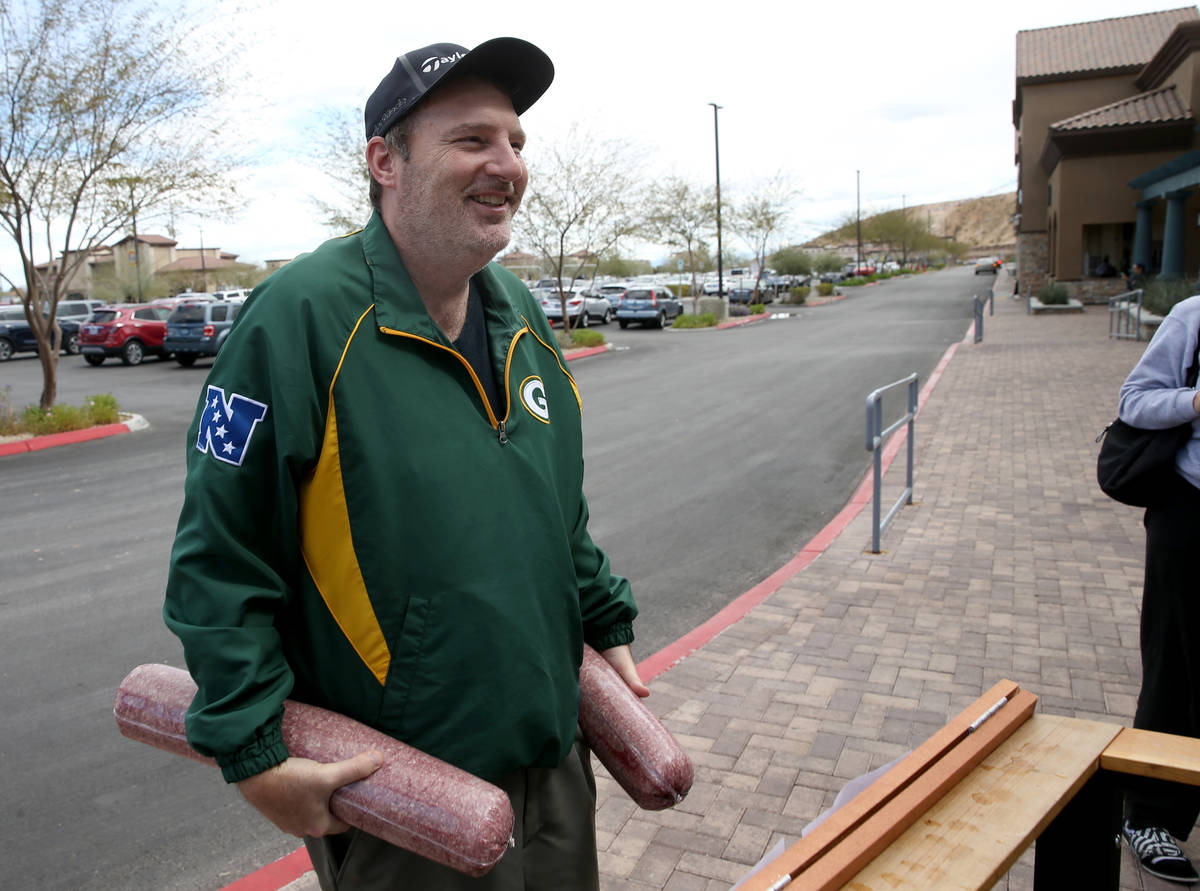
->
[0,412,148,458]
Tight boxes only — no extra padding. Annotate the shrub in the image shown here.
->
[748,303,766,314]
[1143,277,1194,316]
[816,282,835,297]
[0,392,121,437]
[729,304,749,316]
[556,329,605,350]
[842,276,869,287]
[788,286,810,304]
[672,313,718,328]
[1038,282,1069,305]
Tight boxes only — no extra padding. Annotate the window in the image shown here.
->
[211,306,228,322]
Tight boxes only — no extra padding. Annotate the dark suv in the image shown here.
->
[164,301,241,366]
[0,305,82,361]
[615,286,683,329]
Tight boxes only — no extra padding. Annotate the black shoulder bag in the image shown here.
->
[1096,334,1200,507]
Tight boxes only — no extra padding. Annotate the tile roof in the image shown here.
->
[1050,84,1192,131]
[1016,7,1198,80]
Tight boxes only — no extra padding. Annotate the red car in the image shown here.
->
[78,303,173,366]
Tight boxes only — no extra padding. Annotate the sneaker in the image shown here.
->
[1124,822,1200,885]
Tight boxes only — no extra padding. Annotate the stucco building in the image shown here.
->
[1015,7,1200,301]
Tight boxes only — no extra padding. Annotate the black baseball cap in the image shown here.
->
[364,37,554,140]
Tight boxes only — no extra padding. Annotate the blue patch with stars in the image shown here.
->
[196,385,269,466]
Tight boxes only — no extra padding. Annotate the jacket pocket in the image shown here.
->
[376,596,431,731]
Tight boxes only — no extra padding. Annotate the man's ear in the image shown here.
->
[366,136,398,189]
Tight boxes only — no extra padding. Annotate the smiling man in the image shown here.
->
[164,38,644,891]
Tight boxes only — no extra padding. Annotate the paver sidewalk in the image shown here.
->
[592,276,1197,890]
[273,273,1194,890]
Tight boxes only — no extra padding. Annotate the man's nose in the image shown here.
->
[485,142,525,182]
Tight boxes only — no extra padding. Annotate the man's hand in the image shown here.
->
[237,750,383,838]
[600,644,650,698]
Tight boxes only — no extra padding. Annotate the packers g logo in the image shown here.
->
[520,376,550,423]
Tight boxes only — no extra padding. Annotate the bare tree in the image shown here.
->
[729,174,798,297]
[645,177,714,309]
[308,106,369,235]
[514,127,646,335]
[0,0,238,407]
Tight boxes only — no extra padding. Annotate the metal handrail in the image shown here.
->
[1108,289,1145,340]
[972,292,994,343]
[865,373,919,554]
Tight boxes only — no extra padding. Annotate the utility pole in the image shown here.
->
[856,170,862,274]
[709,102,724,300]
[129,183,143,303]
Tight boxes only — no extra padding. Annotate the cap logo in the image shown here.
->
[421,51,466,74]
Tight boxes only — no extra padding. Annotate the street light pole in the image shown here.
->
[709,102,724,299]
[856,170,862,275]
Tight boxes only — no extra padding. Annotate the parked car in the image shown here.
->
[53,298,105,324]
[616,286,683,329]
[163,300,242,366]
[155,292,216,309]
[0,306,81,361]
[538,288,611,327]
[819,271,847,284]
[727,287,758,305]
[974,257,1001,275]
[211,288,252,303]
[594,283,633,307]
[78,303,173,365]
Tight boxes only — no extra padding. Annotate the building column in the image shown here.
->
[1132,199,1155,271]
[1161,189,1191,279]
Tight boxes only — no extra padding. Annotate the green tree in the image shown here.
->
[770,246,812,277]
[0,0,238,408]
[514,126,646,333]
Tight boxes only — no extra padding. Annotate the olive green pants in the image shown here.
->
[304,735,598,890]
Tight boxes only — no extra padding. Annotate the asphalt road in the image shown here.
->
[0,266,983,889]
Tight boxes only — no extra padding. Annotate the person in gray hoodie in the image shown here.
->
[1117,293,1200,885]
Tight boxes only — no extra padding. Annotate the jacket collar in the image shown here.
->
[361,212,525,342]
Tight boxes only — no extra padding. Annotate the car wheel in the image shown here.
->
[0,338,12,362]
[64,332,80,355]
[84,353,105,366]
[618,319,629,329]
[120,339,145,366]
[656,311,666,329]
[602,308,612,325]
[176,354,198,367]
[579,311,589,328]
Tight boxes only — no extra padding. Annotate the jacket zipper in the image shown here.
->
[378,326,526,444]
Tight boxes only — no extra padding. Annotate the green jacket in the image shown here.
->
[164,213,637,783]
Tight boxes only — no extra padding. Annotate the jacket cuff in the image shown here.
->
[588,622,634,652]
[215,719,290,783]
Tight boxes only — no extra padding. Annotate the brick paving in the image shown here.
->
[592,272,1199,890]
[281,270,1197,889]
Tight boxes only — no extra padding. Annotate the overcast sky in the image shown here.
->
[3,0,1190,279]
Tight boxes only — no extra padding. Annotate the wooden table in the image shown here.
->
[841,714,1121,890]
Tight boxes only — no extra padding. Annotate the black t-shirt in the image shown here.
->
[453,281,503,418]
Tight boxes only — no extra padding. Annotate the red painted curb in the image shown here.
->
[716,313,770,330]
[564,344,611,361]
[0,420,131,457]
[220,848,312,891]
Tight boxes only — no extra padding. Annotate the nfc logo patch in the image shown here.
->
[520,376,550,423]
[196,385,269,466]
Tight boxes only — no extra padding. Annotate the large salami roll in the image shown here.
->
[578,644,694,810]
[113,664,514,877]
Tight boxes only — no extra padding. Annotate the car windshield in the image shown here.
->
[90,311,119,323]
[169,305,208,323]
